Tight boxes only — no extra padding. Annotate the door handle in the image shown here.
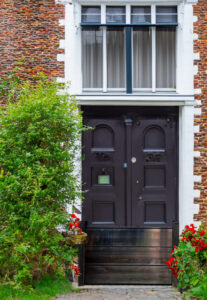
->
[138,196,142,200]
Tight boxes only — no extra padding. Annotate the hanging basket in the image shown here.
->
[63,232,88,245]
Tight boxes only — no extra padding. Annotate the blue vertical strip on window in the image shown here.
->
[125,27,132,93]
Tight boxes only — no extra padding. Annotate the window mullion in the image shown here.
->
[151,4,156,24]
[101,5,107,92]
[126,5,132,93]
[126,4,131,24]
[101,4,106,24]
[152,27,156,92]
[126,27,132,94]
[151,4,156,92]
[103,26,107,92]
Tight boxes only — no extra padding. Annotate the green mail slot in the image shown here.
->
[98,175,110,185]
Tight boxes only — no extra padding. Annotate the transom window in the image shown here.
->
[81,5,177,93]
[131,6,151,24]
[106,6,126,23]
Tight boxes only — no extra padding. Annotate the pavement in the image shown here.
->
[56,285,182,300]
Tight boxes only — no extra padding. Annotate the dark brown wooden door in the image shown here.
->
[82,106,178,285]
[131,118,177,227]
[82,117,125,227]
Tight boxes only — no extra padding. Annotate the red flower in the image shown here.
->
[71,213,77,218]
[78,228,82,233]
[70,265,80,276]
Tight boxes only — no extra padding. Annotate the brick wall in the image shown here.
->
[0,0,64,79]
[194,1,207,226]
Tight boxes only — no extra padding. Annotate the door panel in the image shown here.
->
[86,228,172,247]
[82,107,178,285]
[86,247,171,264]
[82,118,125,227]
[131,118,177,227]
[85,265,171,285]
[85,228,172,285]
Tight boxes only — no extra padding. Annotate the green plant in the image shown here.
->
[166,224,207,295]
[183,274,207,300]
[0,275,74,300]
[0,76,85,289]
[0,70,23,101]
[0,58,29,102]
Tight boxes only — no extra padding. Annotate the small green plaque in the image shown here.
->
[98,175,110,185]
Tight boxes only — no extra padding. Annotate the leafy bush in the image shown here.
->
[0,275,73,300]
[0,77,85,289]
[166,224,207,298]
[0,58,27,102]
[183,275,207,300]
[0,70,22,101]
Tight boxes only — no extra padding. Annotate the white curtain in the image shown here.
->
[133,28,152,89]
[156,28,176,89]
[107,29,125,89]
[82,29,103,89]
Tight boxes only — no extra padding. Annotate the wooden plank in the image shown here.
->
[86,246,171,265]
[87,228,172,247]
[85,265,171,285]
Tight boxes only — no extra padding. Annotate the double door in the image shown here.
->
[82,106,178,284]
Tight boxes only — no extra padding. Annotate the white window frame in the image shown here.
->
[81,3,177,94]
[82,25,126,93]
[66,0,195,97]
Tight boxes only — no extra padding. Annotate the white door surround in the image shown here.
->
[56,0,201,233]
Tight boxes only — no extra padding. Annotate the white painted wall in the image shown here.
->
[176,2,194,94]
[179,106,200,231]
[65,2,82,94]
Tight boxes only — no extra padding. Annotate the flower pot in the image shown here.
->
[63,232,88,245]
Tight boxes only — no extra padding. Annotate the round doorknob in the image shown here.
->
[138,196,142,200]
[131,157,136,163]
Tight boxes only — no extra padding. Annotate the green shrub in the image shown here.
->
[0,70,22,101]
[166,224,207,298]
[183,275,207,300]
[0,77,84,289]
[0,59,26,102]
[0,275,73,300]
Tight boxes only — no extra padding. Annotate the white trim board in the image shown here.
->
[179,105,200,231]
[76,95,195,106]
[75,0,183,4]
